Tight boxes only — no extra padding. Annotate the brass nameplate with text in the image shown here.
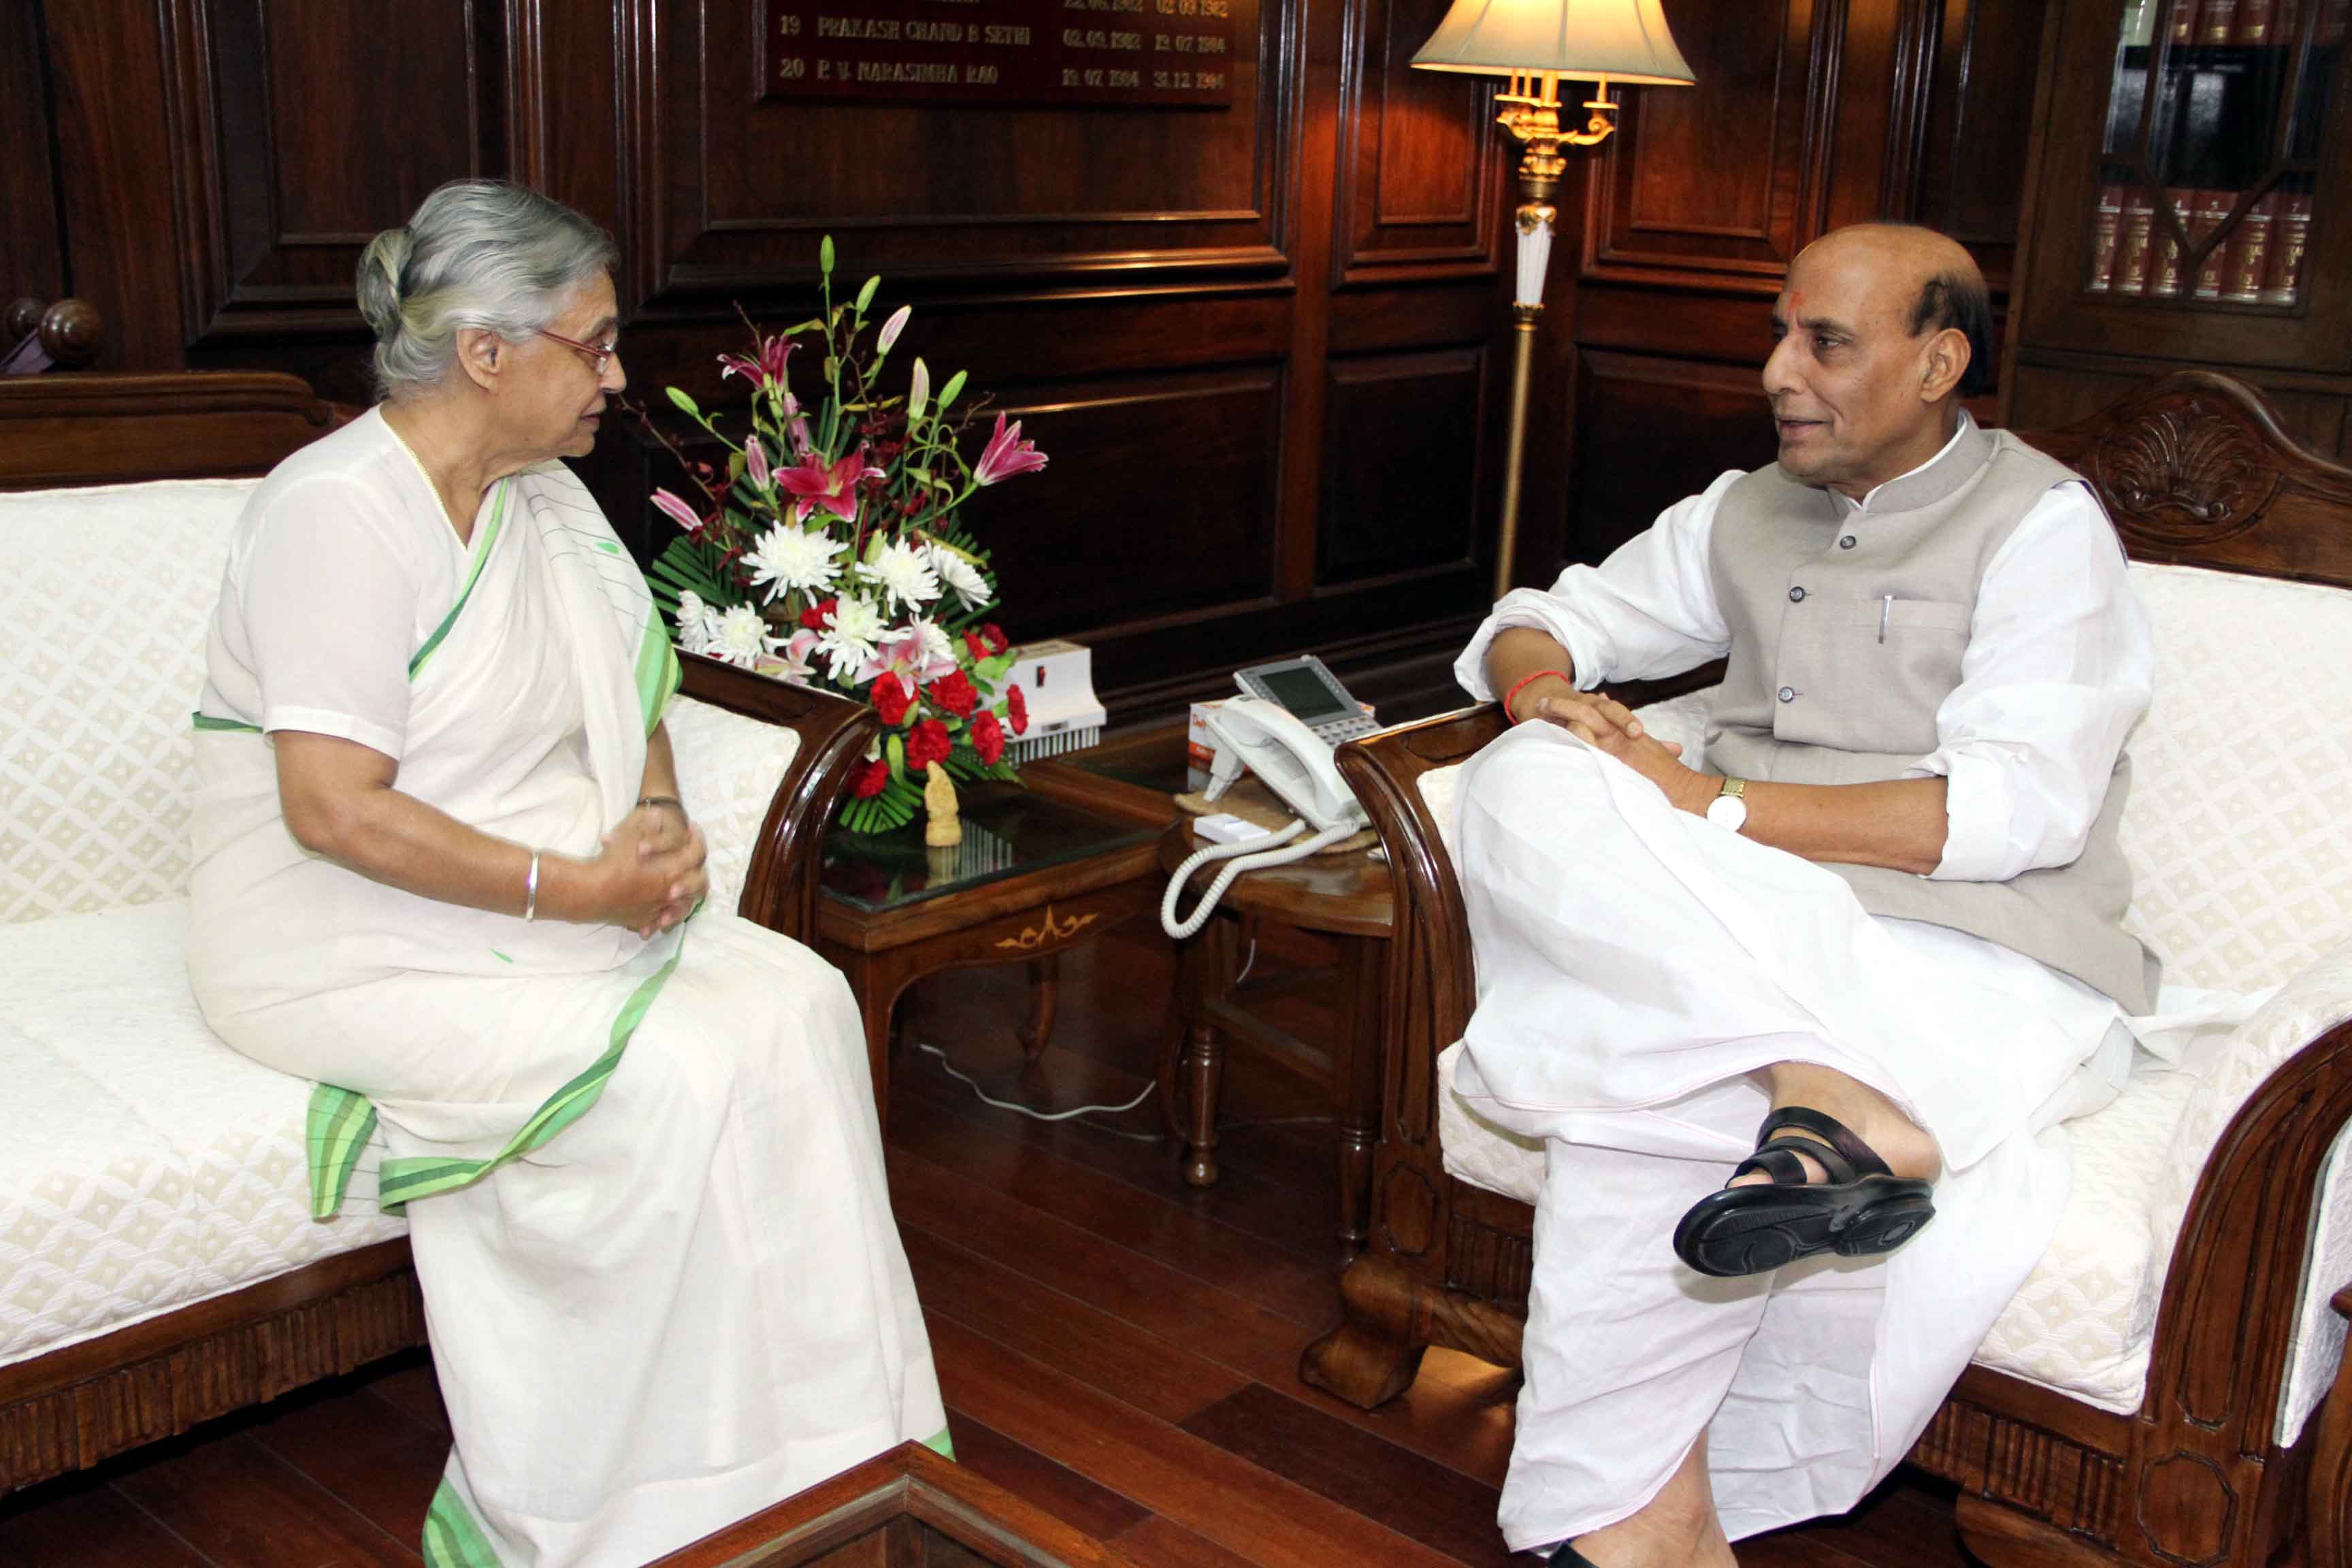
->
[764,0,1236,108]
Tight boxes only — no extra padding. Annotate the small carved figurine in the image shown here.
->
[923,765,963,847]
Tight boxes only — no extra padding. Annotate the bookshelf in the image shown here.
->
[2005,0,2352,455]
[2086,0,2334,304]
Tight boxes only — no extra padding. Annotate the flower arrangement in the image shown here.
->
[642,237,1048,834]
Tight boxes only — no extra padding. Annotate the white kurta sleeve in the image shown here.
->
[1455,470,1740,700]
[1910,482,2153,883]
[238,474,426,760]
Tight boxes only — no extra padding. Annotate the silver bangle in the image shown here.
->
[524,849,540,922]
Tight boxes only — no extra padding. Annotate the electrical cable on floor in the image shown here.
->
[913,1040,1161,1137]
[912,1041,1337,1141]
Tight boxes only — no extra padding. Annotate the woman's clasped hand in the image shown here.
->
[591,802,707,938]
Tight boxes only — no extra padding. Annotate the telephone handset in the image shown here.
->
[1199,699,1366,834]
[1160,698,1371,939]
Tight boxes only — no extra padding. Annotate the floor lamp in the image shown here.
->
[1411,0,1694,600]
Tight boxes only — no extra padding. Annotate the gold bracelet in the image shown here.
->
[524,849,540,922]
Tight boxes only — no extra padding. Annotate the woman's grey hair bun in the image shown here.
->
[354,181,617,400]
[355,226,413,342]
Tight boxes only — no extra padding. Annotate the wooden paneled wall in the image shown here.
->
[5,0,2038,717]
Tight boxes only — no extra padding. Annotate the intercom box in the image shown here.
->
[1187,694,1377,768]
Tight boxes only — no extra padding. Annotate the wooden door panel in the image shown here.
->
[1567,348,1776,564]
[1317,346,1485,585]
[1333,0,1507,285]
[161,0,493,345]
[1583,0,1827,289]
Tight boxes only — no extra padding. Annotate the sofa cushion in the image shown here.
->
[2114,563,2352,991]
[664,693,804,917]
[0,899,408,1371]
[0,479,259,924]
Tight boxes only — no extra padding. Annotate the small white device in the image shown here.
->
[999,640,1109,762]
[1160,698,1371,940]
[1233,654,1379,747]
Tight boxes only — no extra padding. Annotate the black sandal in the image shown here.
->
[1671,1106,1935,1277]
[1547,1543,1598,1567]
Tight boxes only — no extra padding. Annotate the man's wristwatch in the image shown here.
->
[1704,777,1748,833]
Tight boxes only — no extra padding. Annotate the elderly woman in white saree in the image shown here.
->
[185,180,945,1568]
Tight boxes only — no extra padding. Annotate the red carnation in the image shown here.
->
[970,710,1006,766]
[851,757,891,798]
[926,670,977,718]
[980,623,1010,655]
[1005,685,1028,736]
[800,596,838,632]
[961,629,990,662]
[904,719,953,771]
[870,674,913,726]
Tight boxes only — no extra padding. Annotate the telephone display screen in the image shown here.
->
[1258,666,1351,721]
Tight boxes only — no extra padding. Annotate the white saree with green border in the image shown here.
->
[186,413,945,1568]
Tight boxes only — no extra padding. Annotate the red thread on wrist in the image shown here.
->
[1503,670,1569,725]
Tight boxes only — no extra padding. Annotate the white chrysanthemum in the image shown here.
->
[713,604,779,670]
[817,595,887,680]
[672,591,715,655]
[910,617,956,669]
[743,524,845,604]
[857,538,941,612]
[924,543,991,611]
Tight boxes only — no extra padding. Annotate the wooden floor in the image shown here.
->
[0,919,1984,1567]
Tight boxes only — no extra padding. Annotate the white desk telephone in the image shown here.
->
[1160,694,1372,940]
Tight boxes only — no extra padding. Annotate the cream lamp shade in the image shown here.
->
[1411,0,1695,86]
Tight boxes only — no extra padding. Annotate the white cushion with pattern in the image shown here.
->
[1421,563,2352,1442]
[0,480,258,923]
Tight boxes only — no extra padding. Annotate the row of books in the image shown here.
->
[2088,184,2313,301]
[2122,0,2349,48]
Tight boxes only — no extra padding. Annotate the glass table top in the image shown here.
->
[1056,728,1209,796]
[819,782,1158,914]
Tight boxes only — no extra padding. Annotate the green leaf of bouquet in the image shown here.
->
[977,652,1016,683]
[855,275,880,314]
[666,387,701,419]
[938,370,968,408]
[885,734,906,781]
[820,235,835,275]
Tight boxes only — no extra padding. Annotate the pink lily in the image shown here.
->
[787,415,816,458]
[777,446,885,525]
[756,628,821,684]
[973,412,1048,485]
[854,626,959,694]
[651,487,704,534]
[745,434,771,490]
[877,304,912,353]
[718,334,794,390]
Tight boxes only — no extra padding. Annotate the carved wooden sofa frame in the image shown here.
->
[1298,372,2352,1567]
[0,372,877,1492]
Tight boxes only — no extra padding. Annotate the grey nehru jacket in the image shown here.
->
[1705,418,2158,1013]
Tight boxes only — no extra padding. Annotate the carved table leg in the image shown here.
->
[1019,952,1061,1064]
[1332,934,1385,1256]
[1183,1018,1224,1187]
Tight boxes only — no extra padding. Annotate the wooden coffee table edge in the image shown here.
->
[649,1441,1138,1567]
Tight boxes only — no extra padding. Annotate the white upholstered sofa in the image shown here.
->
[0,371,874,1493]
[1300,373,2352,1568]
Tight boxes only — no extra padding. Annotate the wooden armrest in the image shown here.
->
[675,653,875,943]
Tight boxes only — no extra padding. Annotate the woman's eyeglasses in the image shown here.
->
[538,327,619,376]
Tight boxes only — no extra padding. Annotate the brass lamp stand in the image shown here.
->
[1491,72,1621,602]
[1409,0,1695,598]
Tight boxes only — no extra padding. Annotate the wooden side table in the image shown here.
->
[1156,815,1394,1255]
[817,783,1162,1118]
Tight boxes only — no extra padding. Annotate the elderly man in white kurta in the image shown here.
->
[1452,225,2153,1567]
